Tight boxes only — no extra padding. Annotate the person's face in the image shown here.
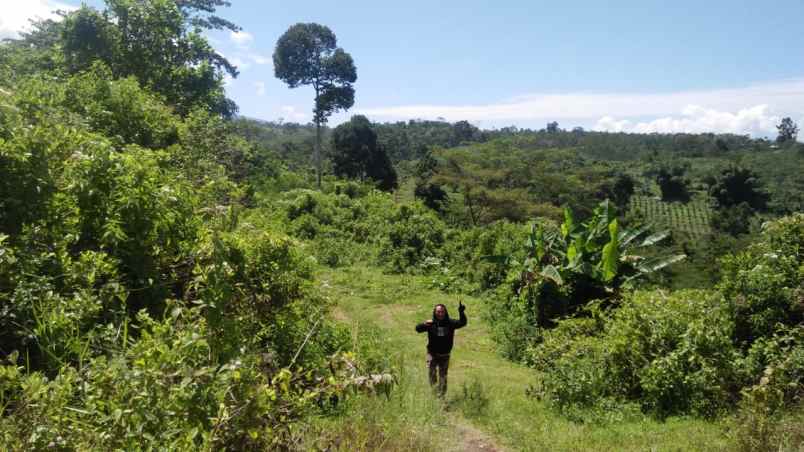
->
[434,305,446,320]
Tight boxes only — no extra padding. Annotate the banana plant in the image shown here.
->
[484,200,685,293]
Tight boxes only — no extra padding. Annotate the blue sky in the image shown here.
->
[4,0,804,136]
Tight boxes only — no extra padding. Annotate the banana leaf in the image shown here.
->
[600,219,619,282]
[637,254,686,273]
[540,265,563,285]
[639,231,670,247]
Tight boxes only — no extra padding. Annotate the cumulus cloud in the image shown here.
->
[594,105,781,136]
[254,81,266,96]
[358,79,804,137]
[229,30,253,47]
[0,0,76,39]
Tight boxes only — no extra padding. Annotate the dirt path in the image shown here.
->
[320,265,520,451]
[448,418,503,452]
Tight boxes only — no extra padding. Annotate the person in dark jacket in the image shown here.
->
[415,301,467,396]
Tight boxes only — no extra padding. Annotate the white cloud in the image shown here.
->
[248,53,271,65]
[358,79,804,137]
[254,81,266,96]
[594,105,781,136]
[280,105,307,121]
[0,0,76,39]
[229,30,253,47]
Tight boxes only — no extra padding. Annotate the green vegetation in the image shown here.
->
[273,22,357,188]
[1,2,803,450]
[630,195,713,238]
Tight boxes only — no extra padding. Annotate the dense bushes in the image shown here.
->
[719,214,804,345]
[380,205,445,272]
[279,188,450,273]
[0,60,376,449]
[529,291,742,418]
[524,215,804,422]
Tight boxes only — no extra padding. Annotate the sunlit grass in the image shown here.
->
[311,264,732,451]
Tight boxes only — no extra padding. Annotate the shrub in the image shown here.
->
[0,306,356,450]
[379,204,446,272]
[719,213,804,345]
[732,327,804,451]
[439,221,528,291]
[531,290,745,418]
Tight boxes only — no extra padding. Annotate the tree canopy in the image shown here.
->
[776,117,799,144]
[1,0,239,117]
[273,23,357,187]
[707,166,769,211]
[331,115,397,191]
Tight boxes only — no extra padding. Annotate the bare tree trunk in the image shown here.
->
[315,119,322,189]
[464,187,478,226]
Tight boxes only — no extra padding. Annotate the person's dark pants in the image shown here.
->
[427,352,450,396]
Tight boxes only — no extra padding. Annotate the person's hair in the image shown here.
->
[432,304,449,319]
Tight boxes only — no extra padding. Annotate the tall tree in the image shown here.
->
[273,23,357,188]
[331,115,397,191]
[706,166,768,211]
[776,117,799,144]
[655,166,691,202]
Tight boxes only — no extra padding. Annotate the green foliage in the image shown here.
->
[331,115,398,191]
[426,142,627,225]
[273,22,357,187]
[284,189,391,241]
[524,215,804,421]
[380,205,446,272]
[439,221,528,291]
[655,165,691,202]
[629,195,712,238]
[64,64,181,148]
[3,0,238,116]
[413,182,449,212]
[730,325,804,452]
[601,172,635,208]
[0,41,390,447]
[374,119,486,162]
[0,306,362,450]
[707,166,769,211]
[456,378,491,419]
[711,202,756,235]
[718,214,804,345]
[776,117,799,144]
[486,201,683,328]
[531,290,743,419]
[273,23,357,121]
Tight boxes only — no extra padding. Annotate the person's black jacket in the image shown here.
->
[415,304,467,355]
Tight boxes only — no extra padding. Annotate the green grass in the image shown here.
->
[308,264,733,451]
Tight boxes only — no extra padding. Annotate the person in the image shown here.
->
[415,301,467,397]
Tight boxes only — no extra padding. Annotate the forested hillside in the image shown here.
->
[1,1,803,450]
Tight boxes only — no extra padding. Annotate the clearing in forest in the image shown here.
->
[314,264,730,451]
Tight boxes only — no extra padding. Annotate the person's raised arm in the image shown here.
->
[454,301,467,329]
[415,319,433,333]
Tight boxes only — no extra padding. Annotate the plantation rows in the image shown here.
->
[629,195,712,237]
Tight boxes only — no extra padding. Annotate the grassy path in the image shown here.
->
[316,264,731,451]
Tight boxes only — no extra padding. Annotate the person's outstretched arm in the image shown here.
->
[415,319,432,333]
[454,302,467,329]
